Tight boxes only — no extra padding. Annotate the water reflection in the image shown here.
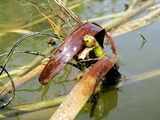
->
[91,88,118,120]
[80,88,118,120]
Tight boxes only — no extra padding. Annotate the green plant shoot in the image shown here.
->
[83,34,106,58]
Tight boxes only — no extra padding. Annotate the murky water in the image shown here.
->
[0,0,160,120]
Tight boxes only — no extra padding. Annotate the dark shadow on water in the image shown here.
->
[78,87,118,120]
[89,88,118,120]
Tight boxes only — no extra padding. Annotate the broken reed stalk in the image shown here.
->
[0,96,65,119]
[103,0,154,30]
[128,0,140,10]
[113,6,160,37]
[1,68,160,119]
[49,55,117,120]
[0,64,45,96]
[86,0,155,23]
[86,12,125,22]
